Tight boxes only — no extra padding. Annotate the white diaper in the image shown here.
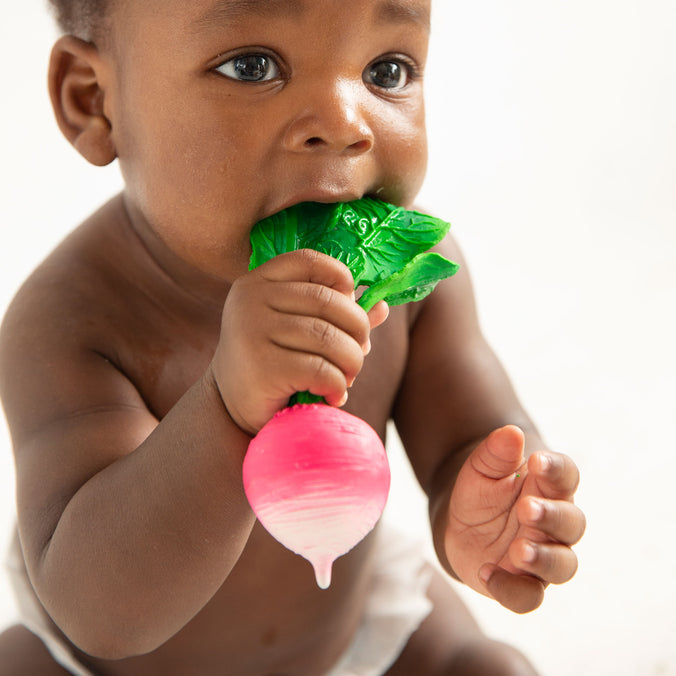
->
[6,526,432,676]
[324,527,433,676]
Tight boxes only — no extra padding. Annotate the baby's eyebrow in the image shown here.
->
[191,0,303,31]
[190,0,430,32]
[377,0,430,29]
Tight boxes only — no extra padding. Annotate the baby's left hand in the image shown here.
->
[441,425,586,613]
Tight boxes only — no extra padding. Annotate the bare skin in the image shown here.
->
[0,0,585,674]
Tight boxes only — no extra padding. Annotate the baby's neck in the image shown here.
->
[118,193,235,313]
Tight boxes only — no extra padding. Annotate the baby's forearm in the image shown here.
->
[27,372,255,659]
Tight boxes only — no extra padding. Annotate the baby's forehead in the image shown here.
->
[119,0,432,25]
[106,0,431,53]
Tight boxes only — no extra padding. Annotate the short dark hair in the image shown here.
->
[47,0,110,40]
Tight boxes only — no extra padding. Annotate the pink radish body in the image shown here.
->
[243,404,390,589]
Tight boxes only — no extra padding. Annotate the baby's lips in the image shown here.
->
[267,189,365,220]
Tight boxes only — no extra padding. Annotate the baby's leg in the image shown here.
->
[385,570,539,676]
[0,625,72,675]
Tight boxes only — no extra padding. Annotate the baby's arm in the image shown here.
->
[394,235,585,613]
[0,245,381,657]
[1,283,253,656]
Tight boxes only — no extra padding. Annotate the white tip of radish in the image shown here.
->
[313,558,333,589]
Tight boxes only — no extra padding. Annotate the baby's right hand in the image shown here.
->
[211,249,386,435]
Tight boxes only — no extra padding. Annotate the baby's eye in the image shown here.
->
[216,53,280,82]
[364,59,411,90]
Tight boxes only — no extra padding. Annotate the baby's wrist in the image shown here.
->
[203,365,257,438]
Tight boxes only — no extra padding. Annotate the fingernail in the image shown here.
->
[363,338,371,355]
[338,392,348,406]
[523,543,537,563]
[529,499,544,522]
[479,565,493,585]
[537,453,552,473]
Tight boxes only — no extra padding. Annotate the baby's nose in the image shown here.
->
[282,80,375,154]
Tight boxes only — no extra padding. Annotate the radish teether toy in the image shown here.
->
[243,198,459,588]
[243,403,390,588]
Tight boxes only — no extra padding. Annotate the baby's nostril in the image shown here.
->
[349,139,372,152]
[304,137,324,147]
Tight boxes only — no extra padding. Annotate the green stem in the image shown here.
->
[289,391,326,407]
[357,292,378,314]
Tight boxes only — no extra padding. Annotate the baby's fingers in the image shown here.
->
[529,451,580,500]
[510,538,579,585]
[518,497,586,546]
[366,300,389,330]
[479,565,545,614]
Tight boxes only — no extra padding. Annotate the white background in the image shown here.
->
[1,2,675,675]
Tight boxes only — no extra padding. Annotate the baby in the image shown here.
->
[0,1,586,674]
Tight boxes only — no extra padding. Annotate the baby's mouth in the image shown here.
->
[264,191,389,223]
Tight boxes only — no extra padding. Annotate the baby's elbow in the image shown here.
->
[66,632,136,662]
[29,562,166,658]
[59,613,164,661]
[38,590,165,660]
[30,543,191,658]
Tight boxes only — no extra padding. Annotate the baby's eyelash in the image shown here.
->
[396,56,423,80]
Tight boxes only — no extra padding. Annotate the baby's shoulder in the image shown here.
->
[0,197,154,355]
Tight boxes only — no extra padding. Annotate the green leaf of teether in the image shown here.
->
[250,196,459,308]
[249,198,455,289]
[358,252,460,313]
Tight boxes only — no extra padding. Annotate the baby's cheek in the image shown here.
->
[376,125,428,204]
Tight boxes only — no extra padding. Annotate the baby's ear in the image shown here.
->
[48,36,117,167]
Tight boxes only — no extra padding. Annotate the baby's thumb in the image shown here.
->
[471,425,526,480]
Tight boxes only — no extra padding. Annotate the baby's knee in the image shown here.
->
[445,637,539,676]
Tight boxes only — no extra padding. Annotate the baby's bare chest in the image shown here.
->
[112,295,410,435]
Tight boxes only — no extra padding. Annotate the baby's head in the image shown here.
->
[48,0,110,41]
[48,0,431,279]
